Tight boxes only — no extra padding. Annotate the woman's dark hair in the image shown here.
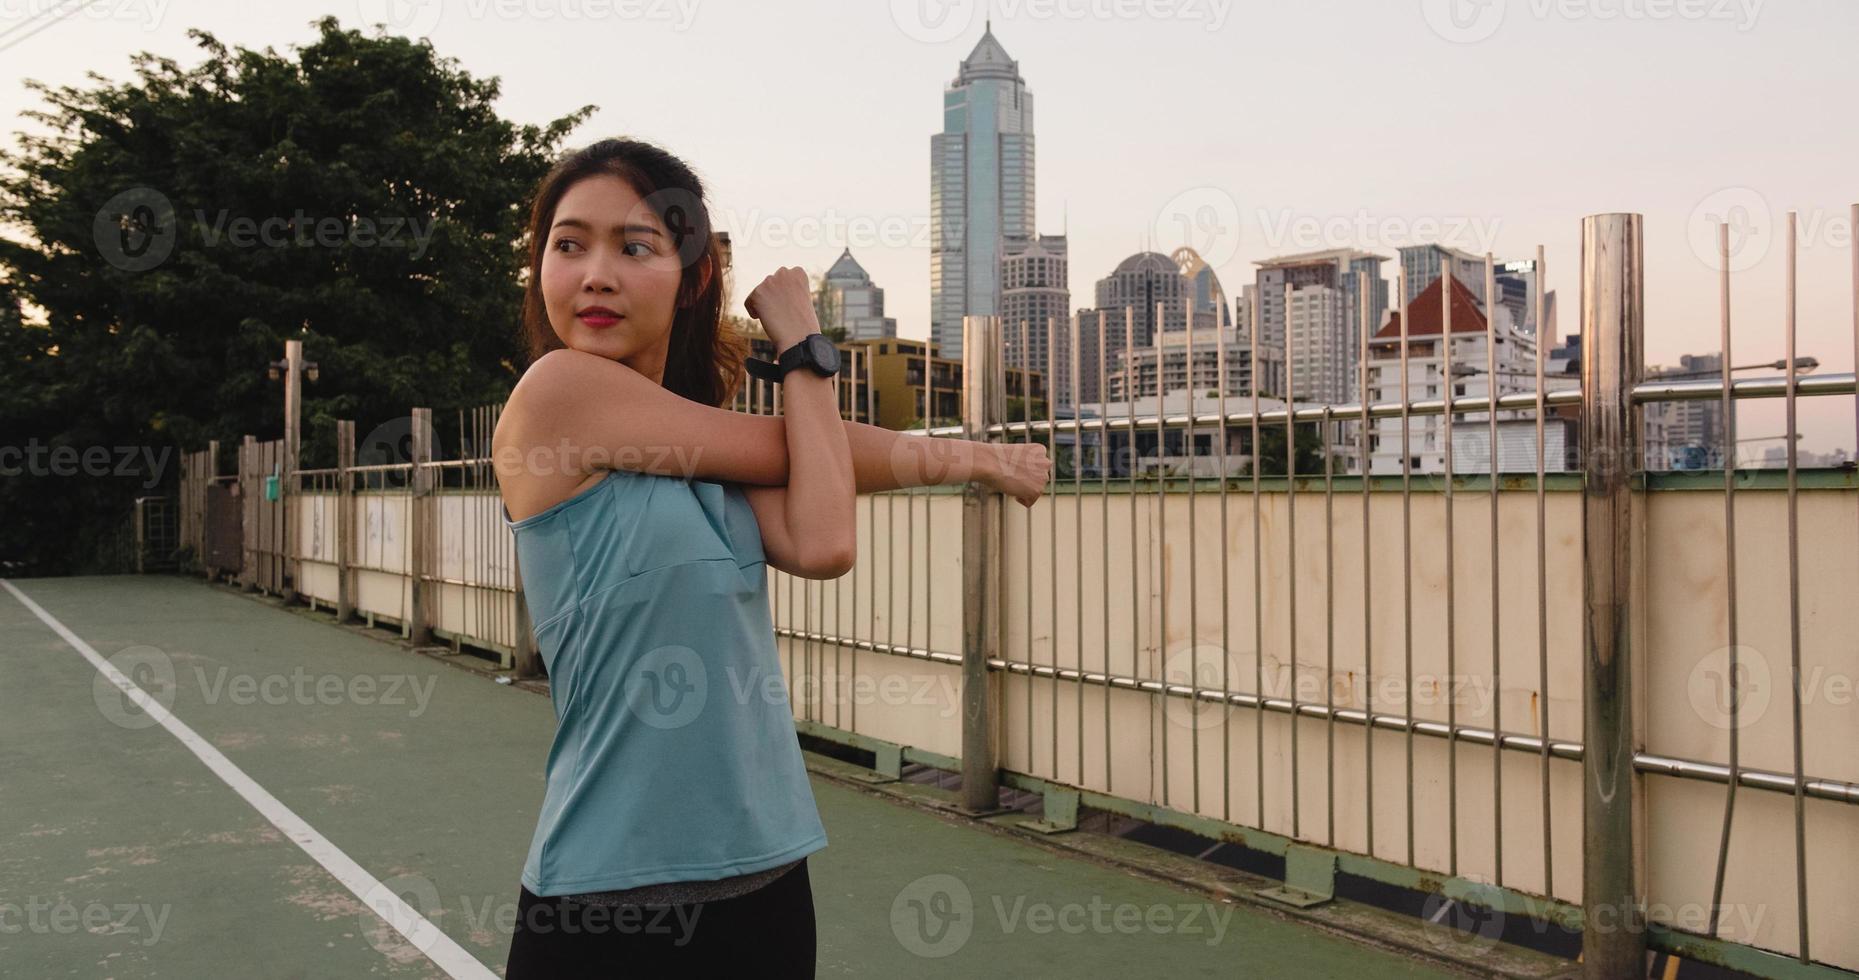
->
[520,138,747,408]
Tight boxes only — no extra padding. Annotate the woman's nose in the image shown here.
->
[582,267,618,293]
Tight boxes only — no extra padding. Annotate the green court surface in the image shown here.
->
[0,575,1460,978]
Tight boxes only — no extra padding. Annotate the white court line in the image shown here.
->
[1,578,498,980]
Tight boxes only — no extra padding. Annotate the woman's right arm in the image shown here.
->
[496,347,793,486]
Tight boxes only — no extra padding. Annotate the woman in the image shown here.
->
[492,138,1049,977]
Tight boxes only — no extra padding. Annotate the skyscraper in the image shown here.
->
[999,233,1069,404]
[1074,252,1184,408]
[1254,248,1388,404]
[819,248,898,341]
[930,23,1034,362]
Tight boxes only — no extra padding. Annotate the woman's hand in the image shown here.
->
[743,266,821,351]
[986,441,1051,508]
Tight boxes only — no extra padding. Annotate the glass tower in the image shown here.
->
[930,24,1034,362]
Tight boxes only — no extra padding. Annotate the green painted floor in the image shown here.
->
[0,575,1456,978]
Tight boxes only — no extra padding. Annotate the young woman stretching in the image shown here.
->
[491,138,1050,977]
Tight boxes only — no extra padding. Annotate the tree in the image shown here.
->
[0,18,591,573]
[1249,421,1328,477]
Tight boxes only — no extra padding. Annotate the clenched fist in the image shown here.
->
[987,441,1052,508]
[744,266,821,351]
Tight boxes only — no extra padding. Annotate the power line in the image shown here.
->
[0,0,105,58]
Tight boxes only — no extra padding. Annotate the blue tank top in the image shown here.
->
[502,468,829,897]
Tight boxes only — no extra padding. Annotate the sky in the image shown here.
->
[2,0,1855,453]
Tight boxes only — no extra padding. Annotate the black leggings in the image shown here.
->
[505,858,816,978]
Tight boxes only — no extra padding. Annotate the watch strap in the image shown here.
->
[743,356,783,384]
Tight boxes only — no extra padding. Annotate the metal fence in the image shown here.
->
[169,209,1859,978]
[770,211,1859,979]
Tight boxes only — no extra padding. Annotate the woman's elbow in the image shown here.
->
[798,539,856,579]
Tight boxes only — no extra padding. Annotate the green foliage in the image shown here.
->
[1249,421,1328,477]
[0,18,590,574]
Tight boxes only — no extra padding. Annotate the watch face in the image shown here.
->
[807,335,841,373]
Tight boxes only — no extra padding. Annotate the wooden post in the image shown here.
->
[335,419,354,623]
[280,340,302,603]
[407,408,433,645]
[204,439,219,579]
[240,435,257,592]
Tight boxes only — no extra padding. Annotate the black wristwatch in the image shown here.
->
[745,333,841,384]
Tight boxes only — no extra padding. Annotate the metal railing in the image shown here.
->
[769,210,1859,979]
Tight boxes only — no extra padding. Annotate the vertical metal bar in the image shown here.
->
[1126,307,1139,796]
[1049,316,1060,779]
[1250,292,1265,829]
[885,362,896,703]
[1442,265,1458,877]
[840,349,857,729]
[907,351,917,664]
[1024,322,1035,773]
[926,344,935,664]
[1485,252,1503,886]
[1579,211,1645,980]
[1072,312,1085,785]
[1782,211,1808,963]
[1154,300,1167,806]
[861,351,875,733]
[961,314,1002,812]
[1534,245,1554,899]
[1218,303,1232,823]
[1284,283,1299,838]
[1360,271,1375,857]
[1706,222,1740,937]
[1100,314,1112,795]
[1399,269,1415,867]
[1322,397,1334,846]
[996,333,1009,753]
[1186,301,1201,814]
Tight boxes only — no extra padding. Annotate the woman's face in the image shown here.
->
[540,174,687,380]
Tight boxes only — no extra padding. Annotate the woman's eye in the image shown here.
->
[553,238,581,253]
[623,241,654,257]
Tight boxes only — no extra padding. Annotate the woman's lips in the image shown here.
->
[577,310,622,328]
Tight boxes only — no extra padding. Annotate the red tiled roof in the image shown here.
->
[1375,274,1487,339]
